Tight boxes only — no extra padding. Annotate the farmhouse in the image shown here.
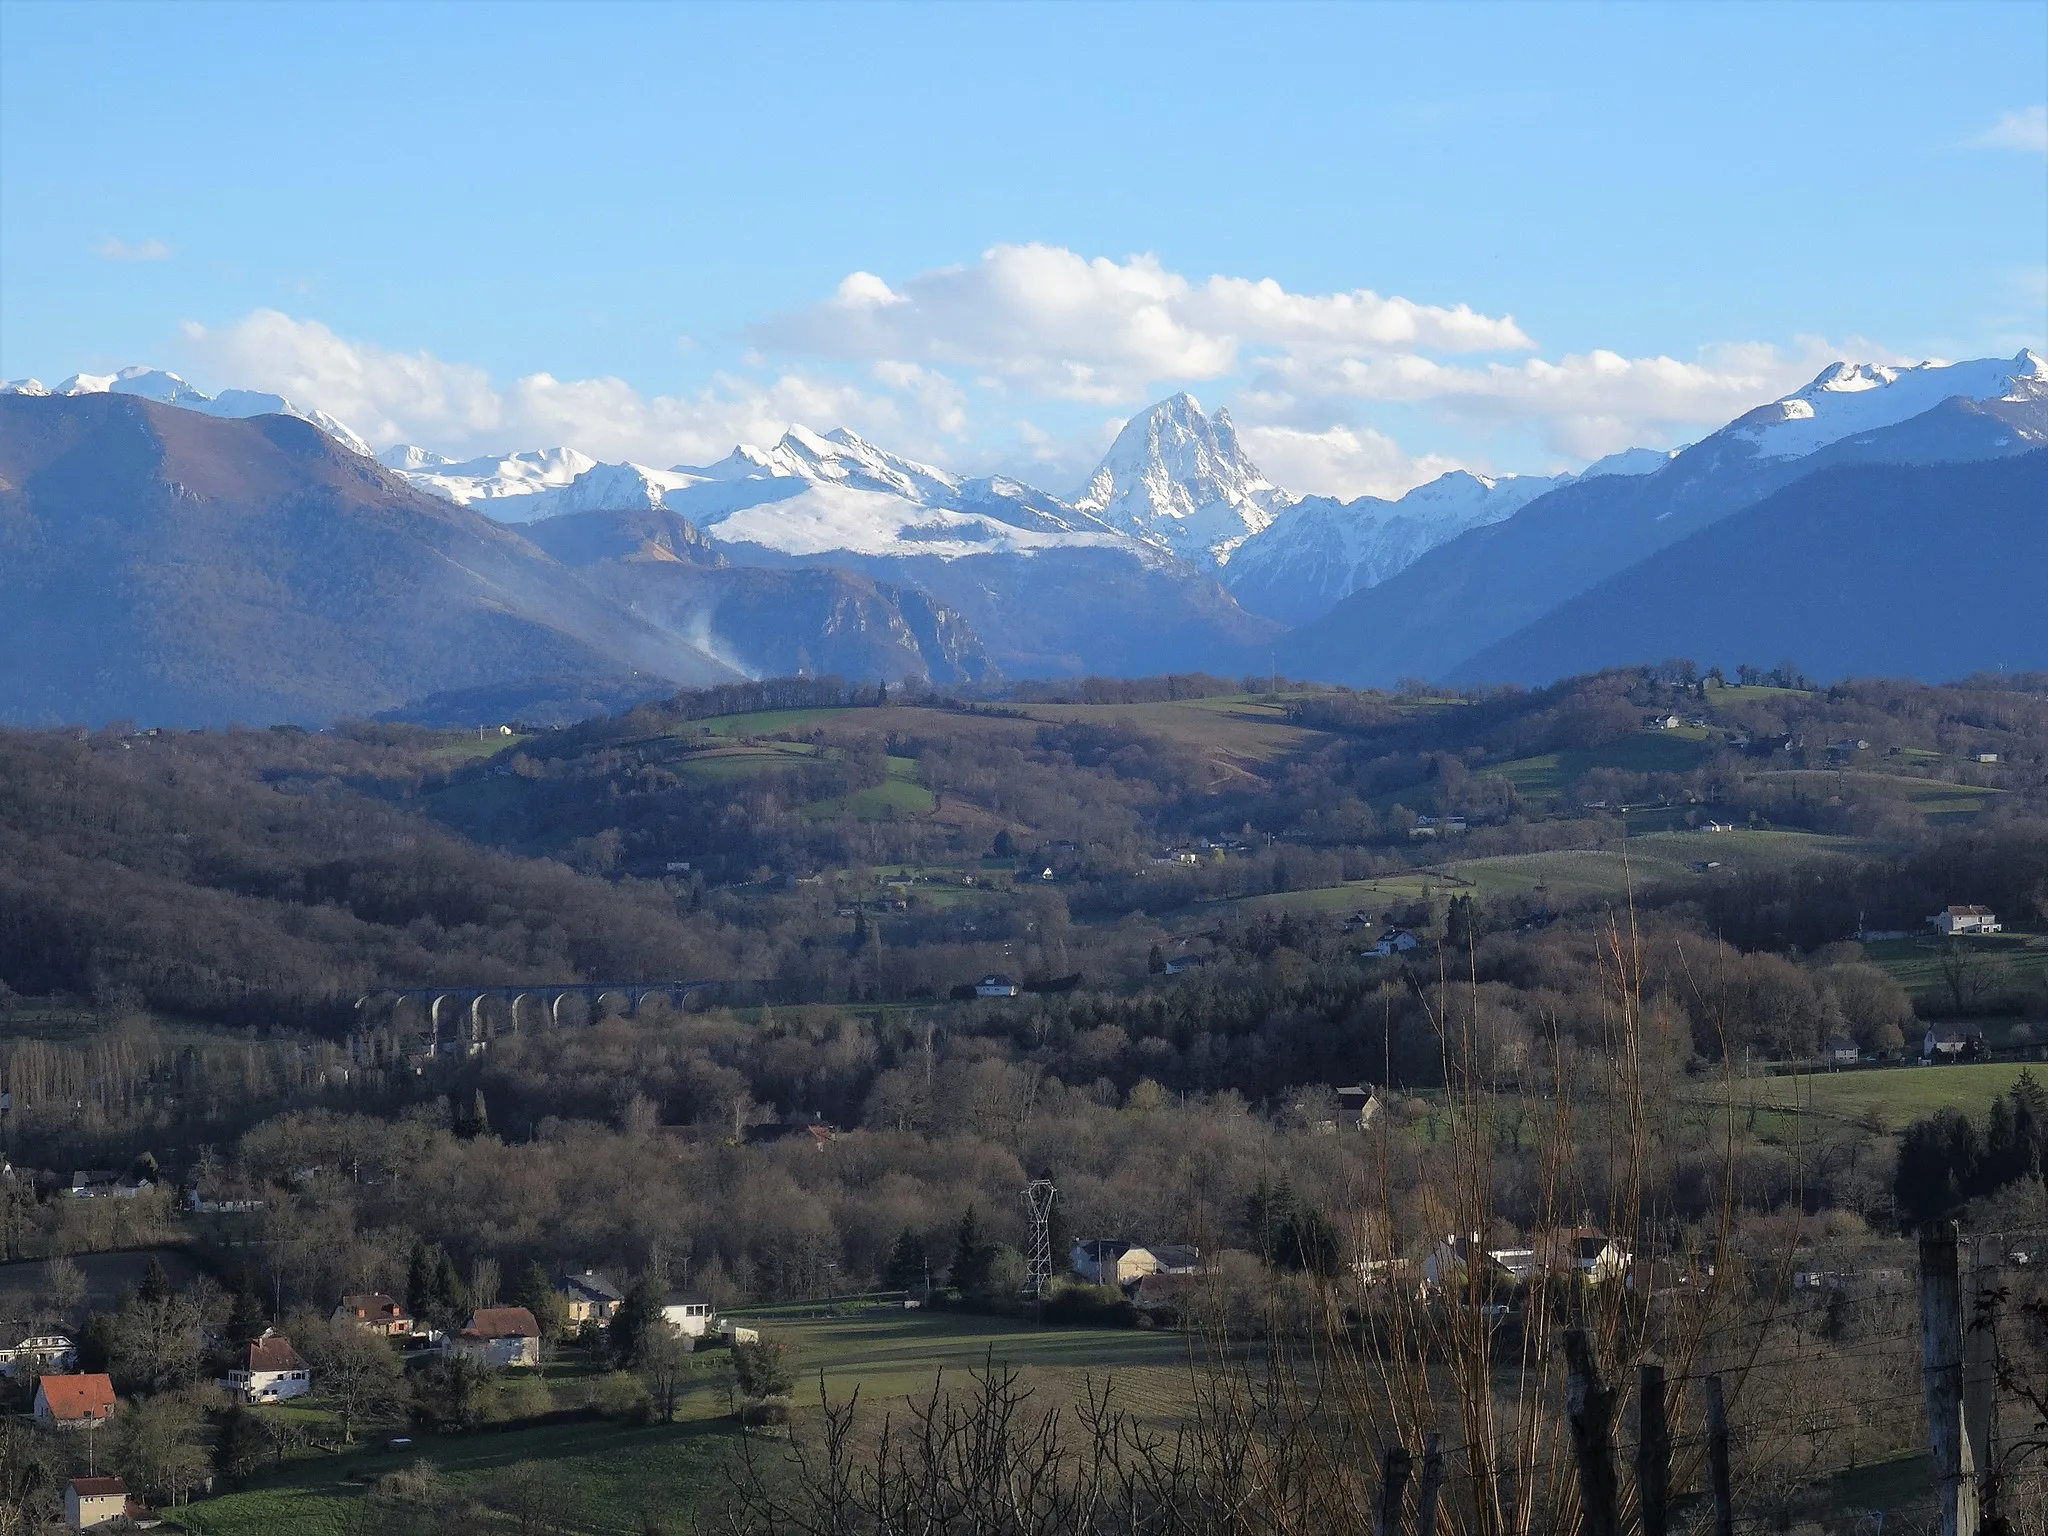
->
[456,1307,541,1368]
[35,1373,116,1427]
[1826,1039,1861,1067]
[220,1333,311,1404]
[1070,1240,1203,1288]
[1334,1085,1383,1129]
[63,1475,134,1531]
[0,1329,75,1378]
[660,1292,715,1338]
[332,1293,412,1336]
[557,1270,625,1326]
[1923,1025,1982,1062]
[1535,1228,1631,1282]
[1366,929,1420,958]
[1931,905,2001,936]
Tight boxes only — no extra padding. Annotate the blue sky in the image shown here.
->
[3,0,2043,496]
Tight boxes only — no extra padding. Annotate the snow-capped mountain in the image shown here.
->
[1,367,374,456]
[1225,470,1570,627]
[1725,349,2046,460]
[376,445,599,505]
[381,424,1130,561]
[1071,393,1290,565]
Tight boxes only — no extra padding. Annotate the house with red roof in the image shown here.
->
[34,1372,116,1427]
[455,1306,540,1368]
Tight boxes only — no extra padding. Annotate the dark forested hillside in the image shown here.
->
[0,394,738,727]
[1448,450,2048,686]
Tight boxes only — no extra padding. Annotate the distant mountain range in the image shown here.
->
[1278,350,2047,686]
[3,347,2042,726]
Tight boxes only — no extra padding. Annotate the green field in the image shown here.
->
[805,755,938,820]
[697,707,851,738]
[1743,1061,2047,1124]
[1478,729,1714,799]
[167,1416,736,1536]
[1862,932,2048,1007]
[745,1308,1196,1410]
[168,1311,1194,1534]
[1222,828,1877,920]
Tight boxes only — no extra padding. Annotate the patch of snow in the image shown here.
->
[1727,350,2047,460]
[0,378,51,397]
[387,447,601,510]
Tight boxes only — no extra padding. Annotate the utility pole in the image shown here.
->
[1637,1363,1670,1536]
[1706,1374,1734,1536]
[1563,1329,1621,1536]
[1921,1221,1981,1536]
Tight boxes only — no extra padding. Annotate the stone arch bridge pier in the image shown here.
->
[351,981,719,1063]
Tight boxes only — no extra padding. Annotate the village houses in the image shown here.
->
[557,1270,625,1327]
[220,1332,311,1404]
[456,1306,541,1368]
[63,1475,138,1532]
[35,1372,116,1428]
[1930,904,2001,936]
[1070,1240,1203,1288]
[332,1293,412,1337]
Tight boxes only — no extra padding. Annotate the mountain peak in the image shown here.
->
[1729,351,2047,460]
[1072,392,1288,566]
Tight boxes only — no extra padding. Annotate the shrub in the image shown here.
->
[592,1370,651,1421]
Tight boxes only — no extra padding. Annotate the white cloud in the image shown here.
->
[759,243,1532,404]
[96,236,171,261]
[1237,422,1471,502]
[181,310,948,466]
[1248,336,1892,457]
[1972,105,2048,154]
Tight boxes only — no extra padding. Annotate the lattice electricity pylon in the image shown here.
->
[1021,1178,1058,1299]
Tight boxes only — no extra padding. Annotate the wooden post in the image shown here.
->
[1921,1221,1981,1536]
[1415,1432,1444,1536]
[1965,1236,2000,1517]
[1375,1444,1413,1536]
[1705,1374,1734,1536]
[1563,1328,1621,1536]
[1637,1363,1670,1536]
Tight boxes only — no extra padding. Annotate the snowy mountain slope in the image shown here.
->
[376,444,599,507]
[1224,470,1570,626]
[1071,393,1290,564]
[1725,349,2045,460]
[1,367,374,456]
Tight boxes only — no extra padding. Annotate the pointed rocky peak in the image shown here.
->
[1072,392,1289,565]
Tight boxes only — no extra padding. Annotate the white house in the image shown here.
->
[63,1476,131,1531]
[0,1331,76,1378]
[975,975,1019,998]
[660,1293,714,1338]
[1366,930,1420,958]
[456,1307,541,1368]
[1931,905,2001,936]
[1924,1026,1978,1062]
[1070,1240,1202,1288]
[221,1333,311,1404]
[1826,1039,1861,1067]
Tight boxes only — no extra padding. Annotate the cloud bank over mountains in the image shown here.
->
[176,243,1906,501]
